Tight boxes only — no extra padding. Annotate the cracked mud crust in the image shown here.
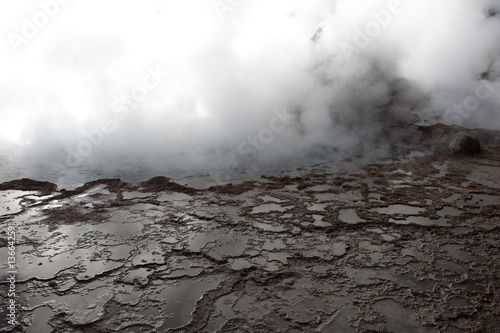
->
[1,147,500,333]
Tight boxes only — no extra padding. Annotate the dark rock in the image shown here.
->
[448,132,481,155]
[0,178,57,194]
[140,176,197,194]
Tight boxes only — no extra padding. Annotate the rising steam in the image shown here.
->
[0,0,499,186]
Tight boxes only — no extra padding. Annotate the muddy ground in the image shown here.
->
[1,138,500,332]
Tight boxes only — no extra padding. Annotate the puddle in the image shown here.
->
[204,293,240,332]
[381,233,398,241]
[302,215,331,227]
[262,239,286,251]
[450,227,473,235]
[322,307,358,333]
[163,267,203,278]
[128,203,157,212]
[0,190,33,215]
[437,206,463,217]
[441,244,485,263]
[368,193,383,202]
[338,209,366,223]
[448,297,470,308]
[114,285,143,305]
[229,258,255,270]
[27,286,113,325]
[389,271,436,292]
[371,204,425,215]
[467,167,500,189]
[307,184,333,191]
[26,306,54,333]
[132,241,165,265]
[372,299,435,333]
[311,215,331,227]
[123,267,153,286]
[157,276,224,331]
[108,245,135,261]
[97,221,145,239]
[76,260,123,281]
[315,191,363,203]
[252,221,286,232]
[307,203,328,211]
[157,192,193,202]
[443,193,461,203]
[301,242,346,259]
[18,247,88,281]
[186,231,222,253]
[434,259,467,273]
[467,193,500,206]
[258,195,284,203]
[250,203,292,214]
[344,267,381,285]
[266,251,289,264]
[389,216,449,226]
[207,239,250,260]
[432,163,448,178]
[122,191,153,200]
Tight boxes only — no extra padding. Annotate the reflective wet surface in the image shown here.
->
[1,147,500,332]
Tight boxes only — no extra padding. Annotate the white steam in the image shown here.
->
[0,0,499,185]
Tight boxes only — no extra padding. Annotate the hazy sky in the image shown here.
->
[0,0,499,181]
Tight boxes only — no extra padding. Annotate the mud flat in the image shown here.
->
[1,145,500,332]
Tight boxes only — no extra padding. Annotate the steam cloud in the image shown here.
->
[0,0,499,186]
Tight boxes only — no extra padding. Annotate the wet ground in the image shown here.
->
[1,145,500,332]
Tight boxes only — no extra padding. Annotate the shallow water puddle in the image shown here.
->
[467,166,500,189]
[467,193,500,206]
[315,190,363,203]
[17,247,89,281]
[312,215,331,227]
[301,215,331,227]
[307,203,328,211]
[27,286,114,325]
[338,208,366,223]
[443,193,461,203]
[156,275,224,331]
[441,244,486,263]
[122,267,153,286]
[258,195,284,203]
[0,190,35,215]
[26,306,54,333]
[132,241,165,265]
[371,204,425,215]
[252,221,286,232]
[207,239,250,260]
[437,206,463,217]
[371,299,436,333]
[122,191,153,200]
[389,216,449,226]
[301,241,347,259]
[228,258,255,271]
[250,203,292,214]
[157,192,193,202]
[308,184,334,191]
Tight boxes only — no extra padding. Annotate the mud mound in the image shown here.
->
[0,178,56,195]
